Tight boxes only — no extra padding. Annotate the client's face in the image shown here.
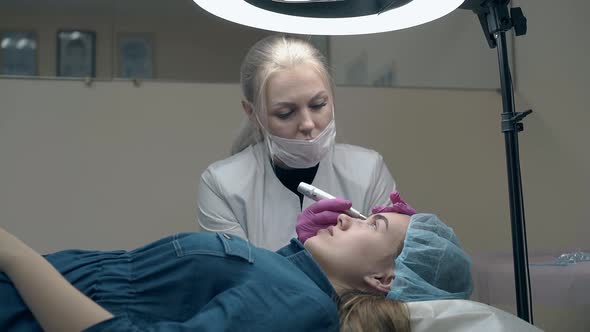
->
[304,212,410,288]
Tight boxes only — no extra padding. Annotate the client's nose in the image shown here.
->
[337,214,353,230]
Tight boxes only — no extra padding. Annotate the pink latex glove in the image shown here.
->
[371,191,416,216]
[296,198,352,244]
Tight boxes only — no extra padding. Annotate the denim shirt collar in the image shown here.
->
[276,238,336,298]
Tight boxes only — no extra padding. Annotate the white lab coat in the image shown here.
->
[196,142,396,250]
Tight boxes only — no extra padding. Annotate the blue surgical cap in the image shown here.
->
[387,213,473,302]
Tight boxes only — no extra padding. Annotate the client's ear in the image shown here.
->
[363,269,394,294]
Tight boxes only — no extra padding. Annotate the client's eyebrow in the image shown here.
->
[372,214,389,231]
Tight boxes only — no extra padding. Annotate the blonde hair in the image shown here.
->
[337,289,411,332]
[231,34,334,155]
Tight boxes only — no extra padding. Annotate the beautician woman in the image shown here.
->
[197,35,404,250]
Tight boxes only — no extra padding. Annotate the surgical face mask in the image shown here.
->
[258,114,336,169]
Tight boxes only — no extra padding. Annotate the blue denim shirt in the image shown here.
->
[0,233,339,332]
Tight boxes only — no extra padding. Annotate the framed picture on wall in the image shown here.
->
[0,31,38,76]
[117,33,154,79]
[56,30,96,77]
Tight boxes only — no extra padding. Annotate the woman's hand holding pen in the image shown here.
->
[296,198,352,244]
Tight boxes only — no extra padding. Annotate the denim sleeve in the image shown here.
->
[84,284,338,332]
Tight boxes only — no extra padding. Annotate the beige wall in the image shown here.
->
[0,78,512,255]
[513,0,590,253]
[0,79,239,252]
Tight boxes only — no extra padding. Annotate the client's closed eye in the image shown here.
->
[368,220,378,230]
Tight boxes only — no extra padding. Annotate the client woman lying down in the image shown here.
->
[0,198,471,331]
